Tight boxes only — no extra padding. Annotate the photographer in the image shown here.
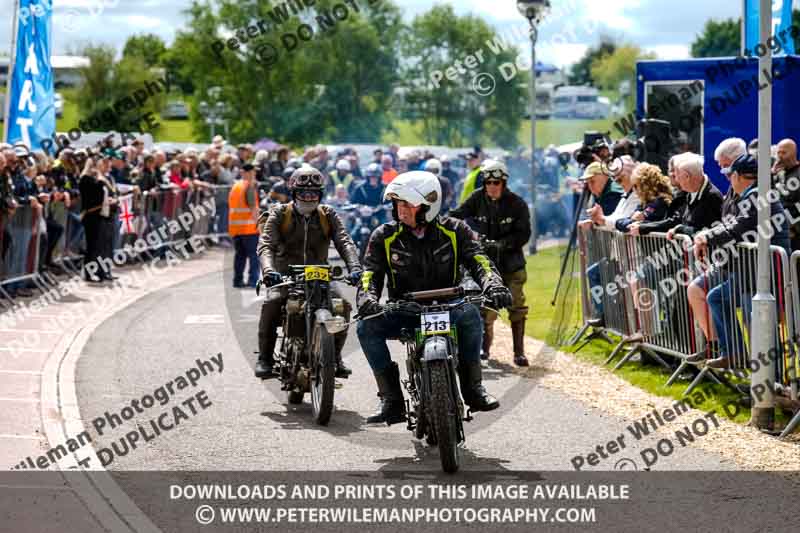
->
[450,160,532,366]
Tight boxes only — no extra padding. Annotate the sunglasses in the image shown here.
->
[485,179,503,186]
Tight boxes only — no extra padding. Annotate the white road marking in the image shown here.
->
[183,314,225,325]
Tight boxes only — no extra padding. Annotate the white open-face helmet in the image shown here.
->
[336,159,351,172]
[383,170,442,224]
[480,159,509,182]
[424,158,442,176]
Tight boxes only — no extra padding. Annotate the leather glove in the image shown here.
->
[487,285,513,310]
[348,269,363,286]
[358,298,383,317]
[264,271,282,287]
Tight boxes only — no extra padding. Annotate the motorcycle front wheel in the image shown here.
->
[310,323,336,426]
[427,360,460,473]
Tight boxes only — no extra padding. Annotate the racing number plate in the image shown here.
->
[421,312,451,336]
[304,266,330,282]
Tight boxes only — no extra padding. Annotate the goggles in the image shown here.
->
[482,168,508,181]
[293,171,324,188]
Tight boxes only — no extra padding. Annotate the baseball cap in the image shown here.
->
[579,161,608,181]
[730,153,758,176]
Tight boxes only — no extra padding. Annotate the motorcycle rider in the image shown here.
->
[256,165,363,379]
[356,171,513,424]
[350,163,384,207]
[422,158,454,213]
[449,159,532,366]
[329,159,355,197]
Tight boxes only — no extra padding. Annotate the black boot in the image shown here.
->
[458,360,499,412]
[365,362,406,425]
[511,320,529,367]
[255,357,276,379]
[334,333,352,379]
[257,304,279,379]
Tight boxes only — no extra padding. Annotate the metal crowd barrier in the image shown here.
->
[575,225,641,363]
[615,232,703,373]
[574,226,798,404]
[1,183,231,304]
[0,204,43,299]
[780,251,800,436]
[677,241,795,398]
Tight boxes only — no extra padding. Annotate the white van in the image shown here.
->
[553,86,605,119]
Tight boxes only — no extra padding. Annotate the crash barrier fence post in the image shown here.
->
[0,204,43,298]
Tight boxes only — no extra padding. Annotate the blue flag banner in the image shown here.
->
[4,0,55,152]
[744,0,796,56]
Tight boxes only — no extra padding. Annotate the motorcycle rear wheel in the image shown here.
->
[428,360,460,473]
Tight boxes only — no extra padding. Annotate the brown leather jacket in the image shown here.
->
[257,202,361,275]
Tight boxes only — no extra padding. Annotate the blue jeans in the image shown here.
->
[706,274,750,359]
[587,261,603,317]
[357,302,483,373]
[233,234,259,287]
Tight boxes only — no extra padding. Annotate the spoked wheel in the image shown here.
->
[310,323,336,426]
[427,360,460,473]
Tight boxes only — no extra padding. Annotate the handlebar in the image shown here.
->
[356,287,497,323]
[403,286,482,302]
[256,265,360,295]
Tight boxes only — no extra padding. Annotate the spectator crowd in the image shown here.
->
[0,134,513,299]
[579,135,800,371]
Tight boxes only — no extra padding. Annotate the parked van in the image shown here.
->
[553,86,606,119]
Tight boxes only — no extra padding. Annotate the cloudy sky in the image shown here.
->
[0,0,747,68]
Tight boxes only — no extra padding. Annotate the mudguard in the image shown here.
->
[314,308,347,335]
[422,335,451,362]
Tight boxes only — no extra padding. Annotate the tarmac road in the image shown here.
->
[75,257,737,474]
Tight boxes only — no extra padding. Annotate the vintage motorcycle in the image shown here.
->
[363,286,492,473]
[343,203,390,259]
[262,264,353,426]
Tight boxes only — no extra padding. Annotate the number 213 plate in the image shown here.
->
[421,312,450,335]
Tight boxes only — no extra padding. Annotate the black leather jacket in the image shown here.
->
[449,188,531,274]
[357,216,505,309]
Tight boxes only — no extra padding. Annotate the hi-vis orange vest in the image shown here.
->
[228,180,258,236]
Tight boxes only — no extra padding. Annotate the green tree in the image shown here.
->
[122,33,168,68]
[591,44,655,109]
[400,5,526,149]
[690,18,740,58]
[75,44,166,135]
[172,0,402,145]
[567,37,616,86]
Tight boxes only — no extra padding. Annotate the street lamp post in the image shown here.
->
[198,87,229,143]
[751,0,775,431]
[516,1,550,255]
